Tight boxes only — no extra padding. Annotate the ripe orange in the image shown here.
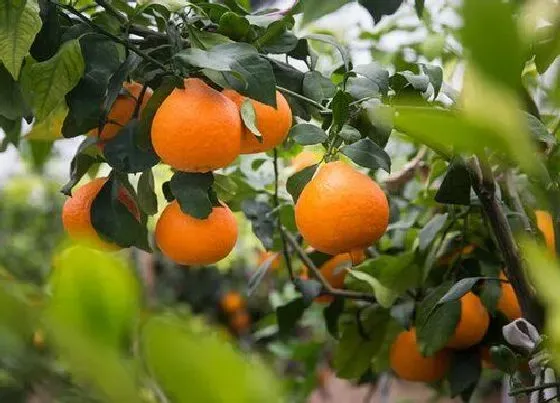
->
[257,250,281,271]
[437,243,476,266]
[295,161,389,255]
[62,177,139,250]
[536,210,556,255]
[222,89,292,154]
[90,81,152,141]
[291,150,322,172]
[497,271,521,321]
[307,249,365,304]
[229,310,250,333]
[221,291,245,314]
[390,328,451,383]
[446,292,490,349]
[151,78,241,172]
[155,200,238,265]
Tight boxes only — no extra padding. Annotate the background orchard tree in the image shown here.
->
[1,0,560,402]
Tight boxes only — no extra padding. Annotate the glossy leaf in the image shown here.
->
[170,171,215,220]
[419,213,448,251]
[0,63,31,120]
[137,169,158,215]
[289,123,327,145]
[277,297,307,337]
[448,350,481,398]
[302,71,335,102]
[437,277,482,305]
[340,138,391,172]
[286,164,318,202]
[240,99,262,140]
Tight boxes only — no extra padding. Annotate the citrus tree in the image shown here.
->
[1,0,560,401]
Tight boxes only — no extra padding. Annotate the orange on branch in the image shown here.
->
[62,177,139,250]
[295,161,389,255]
[446,292,490,349]
[497,271,521,321]
[151,78,242,172]
[220,291,245,314]
[155,200,238,265]
[90,81,152,141]
[223,89,292,154]
[390,328,451,383]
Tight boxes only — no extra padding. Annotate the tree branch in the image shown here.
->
[385,145,427,192]
[276,86,331,113]
[280,227,377,303]
[468,156,544,329]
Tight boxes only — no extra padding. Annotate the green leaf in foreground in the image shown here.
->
[170,171,215,219]
[286,164,318,202]
[240,99,262,140]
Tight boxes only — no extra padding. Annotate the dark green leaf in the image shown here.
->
[435,159,472,205]
[346,77,380,100]
[276,297,307,337]
[390,71,429,93]
[323,297,344,339]
[137,169,158,215]
[286,164,318,202]
[213,173,238,202]
[218,12,250,41]
[304,34,350,71]
[61,136,100,195]
[416,283,461,356]
[489,345,518,374]
[302,71,335,102]
[357,252,419,293]
[103,119,160,173]
[0,116,22,151]
[333,306,390,379]
[0,63,31,120]
[262,31,298,54]
[415,0,425,18]
[240,99,262,140]
[28,139,53,170]
[293,278,322,305]
[421,64,443,98]
[353,63,389,95]
[162,181,174,202]
[526,112,556,147]
[461,0,523,93]
[340,138,391,172]
[169,172,214,220]
[533,23,560,74]
[358,0,403,23]
[241,200,275,249]
[437,278,482,305]
[448,350,481,397]
[339,124,361,143]
[330,90,352,134]
[301,0,347,26]
[479,263,502,313]
[30,0,62,62]
[289,123,327,145]
[91,175,150,251]
[418,213,448,251]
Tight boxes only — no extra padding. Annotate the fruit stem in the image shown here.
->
[276,86,331,113]
[280,227,377,303]
[469,156,544,329]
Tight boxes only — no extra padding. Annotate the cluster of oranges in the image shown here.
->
[220,291,251,334]
[389,275,522,383]
[62,78,292,265]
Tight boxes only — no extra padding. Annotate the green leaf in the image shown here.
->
[170,171,215,220]
[137,169,158,215]
[293,278,323,305]
[261,30,298,54]
[526,112,557,147]
[390,71,429,93]
[0,0,42,79]
[488,345,518,374]
[277,297,307,337]
[533,23,560,74]
[60,136,101,195]
[91,175,151,251]
[289,123,327,145]
[418,213,448,251]
[421,64,443,98]
[22,39,84,121]
[286,164,318,203]
[218,11,250,41]
[103,119,160,173]
[323,297,344,339]
[175,43,276,107]
[330,90,352,134]
[339,124,361,143]
[302,71,335,102]
[241,200,275,249]
[358,0,403,23]
[356,252,420,293]
[333,306,390,379]
[142,315,282,403]
[353,63,390,95]
[435,159,472,205]
[240,99,262,140]
[213,173,238,202]
[0,63,30,119]
[340,138,391,172]
[346,77,380,100]
[28,138,53,169]
[437,277,482,305]
[346,269,398,308]
[0,116,22,151]
[448,350,481,398]
[461,0,523,93]
[414,0,425,18]
[301,0,347,26]
[304,34,350,71]
[416,283,461,356]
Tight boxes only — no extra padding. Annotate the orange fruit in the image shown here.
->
[221,291,245,313]
[223,89,292,154]
[155,200,238,265]
[308,249,365,304]
[295,161,389,255]
[446,292,490,349]
[151,78,241,172]
[90,81,152,141]
[257,250,281,271]
[437,243,476,266]
[390,328,451,383]
[291,150,322,172]
[33,329,45,350]
[62,177,139,250]
[536,210,556,255]
[229,310,250,333]
[497,271,521,321]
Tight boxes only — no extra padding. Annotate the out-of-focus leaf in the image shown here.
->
[301,0,347,26]
[419,213,448,251]
[435,159,472,206]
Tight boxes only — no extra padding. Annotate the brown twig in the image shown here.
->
[385,146,428,192]
[280,227,377,303]
[468,156,544,329]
